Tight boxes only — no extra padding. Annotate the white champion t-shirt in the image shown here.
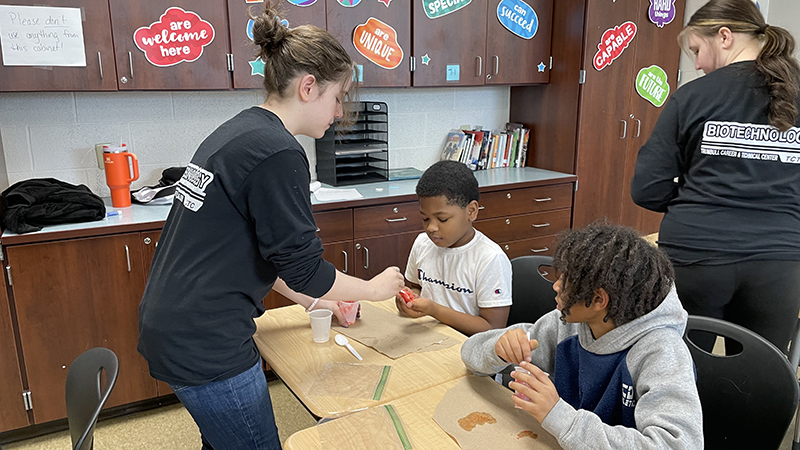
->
[404,229,512,316]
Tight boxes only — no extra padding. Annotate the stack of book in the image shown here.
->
[439,123,531,170]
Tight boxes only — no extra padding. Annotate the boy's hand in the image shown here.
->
[368,267,405,301]
[495,328,539,365]
[510,362,559,423]
[406,296,437,316]
[395,295,425,318]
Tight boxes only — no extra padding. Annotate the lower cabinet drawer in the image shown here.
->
[474,208,571,243]
[314,210,353,243]
[499,235,557,260]
[353,201,423,238]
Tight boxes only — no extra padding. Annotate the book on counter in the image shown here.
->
[440,123,531,171]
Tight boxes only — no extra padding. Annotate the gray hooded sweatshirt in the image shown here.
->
[461,287,703,449]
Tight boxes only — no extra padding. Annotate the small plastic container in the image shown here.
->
[512,365,532,401]
[339,301,360,325]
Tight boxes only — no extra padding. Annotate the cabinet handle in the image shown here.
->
[532,222,550,228]
[97,52,103,80]
[493,55,499,75]
[476,56,482,77]
[531,247,549,253]
[315,227,320,232]
[506,193,512,199]
[363,246,369,269]
[534,197,552,202]
[342,250,348,274]
[124,245,131,272]
[144,237,151,244]
[635,119,642,138]
[505,219,511,225]
[539,270,549,277]
[619,120,627,139]
[385,217,407,223]
[478,205,485,210]
[128,51,134,78]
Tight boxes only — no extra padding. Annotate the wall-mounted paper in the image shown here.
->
[0,5,86,67]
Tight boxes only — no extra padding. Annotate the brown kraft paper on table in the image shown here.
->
[433,377,562,450]
[332,302,457,359]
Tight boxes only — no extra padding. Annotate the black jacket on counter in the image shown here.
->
[0,178,105,234]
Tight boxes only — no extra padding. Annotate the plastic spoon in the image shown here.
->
[335,334,363,361]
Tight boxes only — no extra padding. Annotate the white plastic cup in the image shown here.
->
[309,309,333,343]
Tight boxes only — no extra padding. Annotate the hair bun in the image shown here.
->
[250,7,290,58]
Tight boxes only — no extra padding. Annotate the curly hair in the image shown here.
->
[416,161,479,208]
[552,223,675,326]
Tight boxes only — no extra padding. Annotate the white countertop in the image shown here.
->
[1,167,574,241]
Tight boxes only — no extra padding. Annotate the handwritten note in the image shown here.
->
[0,5,86,67]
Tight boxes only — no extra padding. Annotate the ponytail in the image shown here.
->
[757,25,800,131]
[681,0,800,131]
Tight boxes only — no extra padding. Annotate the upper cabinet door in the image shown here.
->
[327,0,411,88]
[412,0,487,87]
[0,0,117,92]
[485,0,553,84]
[227,0,327,89]
[109,0,231,90]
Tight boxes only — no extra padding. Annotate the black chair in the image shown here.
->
[684,316,799,450]
[507,255,556,326]
[788,317,800,450]
[66,348,119,450]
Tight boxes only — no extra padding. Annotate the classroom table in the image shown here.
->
[283,376,563,450]
[253,299,471,418]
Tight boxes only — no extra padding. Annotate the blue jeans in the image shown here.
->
[169,362,281,450]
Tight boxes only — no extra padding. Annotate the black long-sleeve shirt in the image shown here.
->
[138,107,336,385]
[632,61,800,266]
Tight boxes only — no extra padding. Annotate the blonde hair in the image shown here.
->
[678,0,799,131]
[249,3,358,126]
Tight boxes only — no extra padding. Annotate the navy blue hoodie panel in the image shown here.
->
[554,335,636,427]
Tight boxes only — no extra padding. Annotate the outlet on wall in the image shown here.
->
[94,143,108,170]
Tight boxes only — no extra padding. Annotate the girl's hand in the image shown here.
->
[368,267,406,301]
[395,295,425,318]
[495,328,539,365]
[317,300,348,327]
[510,362,559,423]
[406,296,436,316]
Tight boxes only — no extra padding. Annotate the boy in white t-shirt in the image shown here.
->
[396,161,512,335]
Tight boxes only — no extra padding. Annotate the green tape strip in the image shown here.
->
[372,365,391,400]
[384,404,412,450]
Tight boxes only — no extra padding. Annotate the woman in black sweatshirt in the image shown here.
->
[631,0,800,353]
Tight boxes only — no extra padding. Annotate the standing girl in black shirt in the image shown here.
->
[632,0,800,352]
[137,4,404,449]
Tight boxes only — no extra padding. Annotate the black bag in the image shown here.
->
[1,178,106,234]
[131,166,186,205]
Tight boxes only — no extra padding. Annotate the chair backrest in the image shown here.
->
[684,316,800,449]
[508,255,556,327]
[65,347,119,450]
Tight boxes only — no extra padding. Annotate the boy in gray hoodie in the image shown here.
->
[461,224,703,449]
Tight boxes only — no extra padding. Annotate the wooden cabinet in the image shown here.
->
[484,0,553,85]
[0,0,118,92]
[0,265,28,432]
[413,0,553,86]
[226,0,327,89]
[5,233,157,424]
[474,182,572,260]
[509,0,684,234]
[108,0,231,90]
[328,0,411,87]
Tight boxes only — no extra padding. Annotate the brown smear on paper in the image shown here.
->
[458,412,497,431]
[333,302,457,359]
[517,430,539,440]
[433,377,562,450]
